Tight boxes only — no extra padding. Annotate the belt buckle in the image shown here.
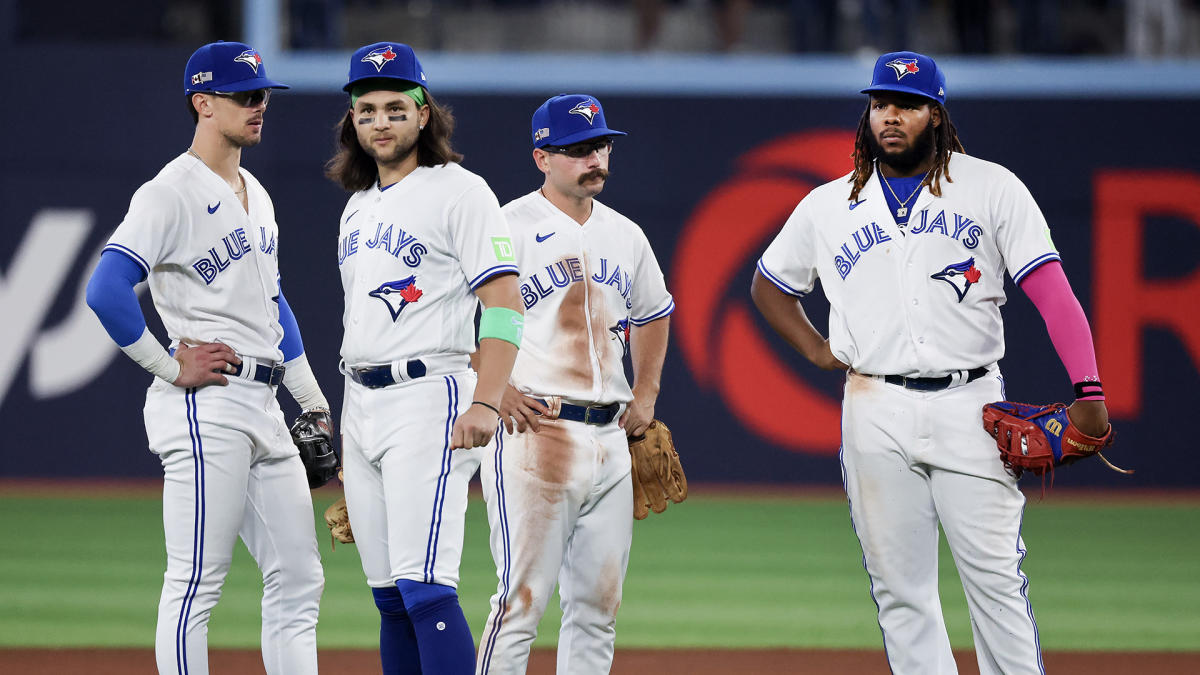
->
[583,406,596,424]
[269,364,286,386]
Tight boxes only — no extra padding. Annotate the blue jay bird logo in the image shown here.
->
[234,50,263,74]
[569,101,601,124]
[609,318,630,355]
[361,45,398,72]
[885,58,920,80]
[369,276,423,321]
[930,257,982,302]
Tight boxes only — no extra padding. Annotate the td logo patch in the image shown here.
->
[492,236,515,262]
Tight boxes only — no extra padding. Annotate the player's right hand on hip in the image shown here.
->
[451,404,499,449]
[813,339,850,371]
[172,342,241,388]
[499,384,550,434]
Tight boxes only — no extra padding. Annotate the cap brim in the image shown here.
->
[195,77,290,93]
[343,76,424,93]
[861,84,940,103]
[536,127,627,149]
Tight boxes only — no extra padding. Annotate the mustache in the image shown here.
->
[578,168,609,184]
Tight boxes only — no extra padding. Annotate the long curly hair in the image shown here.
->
[848,101,964,202]
[325,89,463,193]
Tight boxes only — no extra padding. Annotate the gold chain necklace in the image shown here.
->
[879,171,926,218]
[187,147,247,194]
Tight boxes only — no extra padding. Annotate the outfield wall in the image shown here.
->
[3,47,1197,486]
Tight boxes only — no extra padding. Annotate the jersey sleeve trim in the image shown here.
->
[469,264,520,290]
[1012,252,1062,285]
[756,258,807,297]
[630,299,675,325]
[102,244,151,279]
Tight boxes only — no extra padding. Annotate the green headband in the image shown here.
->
[350,81,427,109]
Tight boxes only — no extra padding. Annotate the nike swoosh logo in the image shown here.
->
[345,209,359,224]
[207,202,220,214]
[848,199,865,210]
[535,232,555,243]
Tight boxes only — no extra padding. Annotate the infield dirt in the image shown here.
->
[4,648,1199,674]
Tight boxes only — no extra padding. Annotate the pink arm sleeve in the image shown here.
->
[1018,261,1104,400]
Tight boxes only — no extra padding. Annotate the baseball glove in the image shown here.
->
[982,401,1129,478]
[628,419,688,520]
[290,409,339,489]
[324,497,354,548]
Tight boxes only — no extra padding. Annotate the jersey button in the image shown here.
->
[912,299,919,305]
[918,337,926,344]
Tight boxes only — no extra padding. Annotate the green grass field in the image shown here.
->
[2,489,1197,651]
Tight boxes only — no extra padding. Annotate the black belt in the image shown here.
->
[883,366,988,392]
[536,400,621,425]
[349,359,427,389]
[168,347,285,386]
[231,361,286,387]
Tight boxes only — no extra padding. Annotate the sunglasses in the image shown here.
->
[210,89,272,107]
[543,137,613,159]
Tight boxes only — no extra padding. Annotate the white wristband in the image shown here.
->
[282,354,329,411]
[121,328,181,384]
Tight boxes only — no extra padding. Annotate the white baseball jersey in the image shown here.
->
[104,152,285,361]
[503,191,674,403]
[758,152,1059,377]
[337,163,518,366]
[104,152,322,675]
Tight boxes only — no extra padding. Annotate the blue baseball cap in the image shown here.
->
[531,94,626,148]
[344,42,427,93]
[861,51,946,105]
[184,41,288,94]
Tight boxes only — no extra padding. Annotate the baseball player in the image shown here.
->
[476,94,675,675]
[751,51,1111,674]
[327,42,523,675]
[84,41,329,675]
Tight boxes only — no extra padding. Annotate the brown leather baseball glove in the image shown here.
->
[982,401,1129,478]
[628,419,688,520]
[324,497,354,549]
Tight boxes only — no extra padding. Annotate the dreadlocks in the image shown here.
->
[848,101,964,202]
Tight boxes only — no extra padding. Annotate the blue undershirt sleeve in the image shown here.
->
[85,250,149,348]
[277,289,305,362]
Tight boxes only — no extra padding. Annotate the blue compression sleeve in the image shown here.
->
[277,289,305,362]
[85,250,149,347]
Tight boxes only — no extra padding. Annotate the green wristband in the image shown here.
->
[479,307,523,347]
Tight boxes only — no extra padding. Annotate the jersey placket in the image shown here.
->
[900,232,939,374]
[575,224,605,401]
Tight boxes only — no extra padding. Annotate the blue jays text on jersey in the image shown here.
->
[339,221,427,268]
[519,256,632,311]
[835,209,983,280]
[192,226,276,285]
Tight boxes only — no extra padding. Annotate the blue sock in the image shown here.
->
[372,586,422,675]
[396,580,476,675]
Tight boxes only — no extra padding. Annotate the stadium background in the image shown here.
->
[2,1,1198,672]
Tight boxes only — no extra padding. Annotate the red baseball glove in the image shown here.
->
[982,401,1129,478]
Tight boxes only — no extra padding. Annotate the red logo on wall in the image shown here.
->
[672,131,856,455]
